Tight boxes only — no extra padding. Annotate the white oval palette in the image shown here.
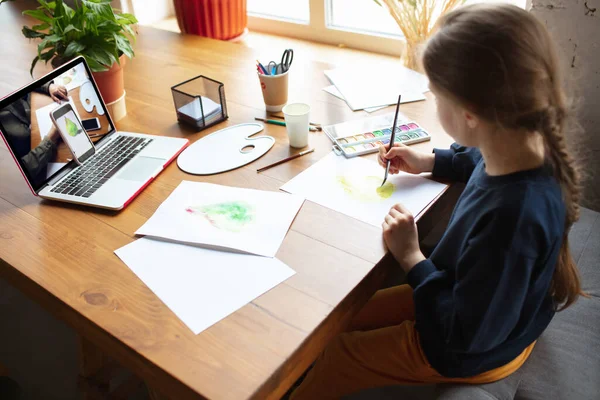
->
[177,123,274,175]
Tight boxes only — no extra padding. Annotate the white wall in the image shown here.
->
[530,0,600,211]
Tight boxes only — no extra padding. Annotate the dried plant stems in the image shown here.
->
[378,0,464,70]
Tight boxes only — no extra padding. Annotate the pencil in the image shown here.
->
[257,148,315,173]
[256,60,268,75]
[255,117,286,126]
[268,114,322,129]
[255,117,319,131]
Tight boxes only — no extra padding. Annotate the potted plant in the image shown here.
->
[2,0,138,120]
[374,0,465,71]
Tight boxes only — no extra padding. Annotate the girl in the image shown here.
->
[291,3,584,399]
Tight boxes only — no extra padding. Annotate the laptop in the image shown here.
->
[0,56,189,210]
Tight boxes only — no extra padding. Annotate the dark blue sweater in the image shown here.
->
[407,143,565,377]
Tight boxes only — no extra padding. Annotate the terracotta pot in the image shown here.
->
[92,55,127,104]
[174,0,247,40]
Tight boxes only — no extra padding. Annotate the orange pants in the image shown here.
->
[291,284,535,400]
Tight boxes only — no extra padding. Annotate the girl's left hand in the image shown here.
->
[382,203,426,273]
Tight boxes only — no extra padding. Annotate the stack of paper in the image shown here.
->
[323,65,430,112]
[115,181,304,334]
[177,96,223,125]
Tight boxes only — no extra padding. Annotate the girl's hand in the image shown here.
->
[49,84,68,103]
[378,143,435,175]
[382,203,426,273]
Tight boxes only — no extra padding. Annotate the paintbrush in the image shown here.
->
[381,94,402,187]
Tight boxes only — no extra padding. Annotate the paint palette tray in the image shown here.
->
[323,113,431,158]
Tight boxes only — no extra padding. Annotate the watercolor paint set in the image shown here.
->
[323,113,431,158]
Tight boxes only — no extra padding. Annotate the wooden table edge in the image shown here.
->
[0,256,203,400]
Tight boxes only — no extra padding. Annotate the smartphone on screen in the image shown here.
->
[50,103,96,164]
[82,117,101,132]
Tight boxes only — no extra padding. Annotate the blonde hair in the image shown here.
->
[423,3,584,310]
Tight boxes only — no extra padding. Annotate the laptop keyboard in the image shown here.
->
[50,136,153,198]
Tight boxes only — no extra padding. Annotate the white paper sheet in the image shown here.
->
[115,237,296,334]
[324,66,428,111]
[34,96,80,140]
[136,181,305,258]
[177,96,222,121]
[281,152,447,227]
[323,85,386,113]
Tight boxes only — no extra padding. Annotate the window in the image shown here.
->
[328,0,401,38]
[248,0,310,23]
[247,0,529,57]
[247,0,405,56]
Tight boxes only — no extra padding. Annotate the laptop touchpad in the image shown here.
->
[118,156,165,182]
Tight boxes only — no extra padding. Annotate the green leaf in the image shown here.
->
[63,24,81,35]
[31,22,50,31]
[44,33,63,43]
[84,47,112,67]
[83,55,108,72]
[97,20,123,33]
[122,24,136,42]
[114,33,133,59]
[23,9,53,24]
[37,0,56,11]
[63,40,85,57]
[36,34,60,56]
[37,39,52,55]
[83,0,116,22]
[29,55,40,77]
[40,48,55,62]
[116,12,137,25]
[22,26,46,38]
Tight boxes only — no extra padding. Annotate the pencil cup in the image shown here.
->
[282,103,310,148]
[257,71,289,112]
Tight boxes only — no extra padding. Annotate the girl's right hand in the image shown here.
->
[378,143,435,175]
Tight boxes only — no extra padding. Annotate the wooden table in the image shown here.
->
[0,2,456,399]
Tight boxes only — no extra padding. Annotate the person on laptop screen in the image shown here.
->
[0,82,68,185]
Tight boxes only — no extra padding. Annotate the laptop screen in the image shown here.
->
[0,57,115,192]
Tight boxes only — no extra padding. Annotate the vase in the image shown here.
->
[174,0,248,41]
[91,55,126,105]
[402,40,425,72]
[88,55,127,122]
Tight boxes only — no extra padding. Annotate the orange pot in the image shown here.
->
[91,55,127,104]
[174,0,247,40]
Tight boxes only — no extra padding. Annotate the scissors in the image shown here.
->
[266,61,278,75]
[278,48,294,74]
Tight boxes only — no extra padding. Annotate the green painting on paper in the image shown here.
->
[186,201,255,232]
[65,117,80,137]
[337,175,395,202]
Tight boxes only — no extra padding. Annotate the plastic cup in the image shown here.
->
[282,103,310,148]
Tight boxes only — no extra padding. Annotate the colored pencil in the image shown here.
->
[254,117,319,131]
[256,60,268,75]
[257,148,315,173]
[255,117,286,126]
[268,114,322,130]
